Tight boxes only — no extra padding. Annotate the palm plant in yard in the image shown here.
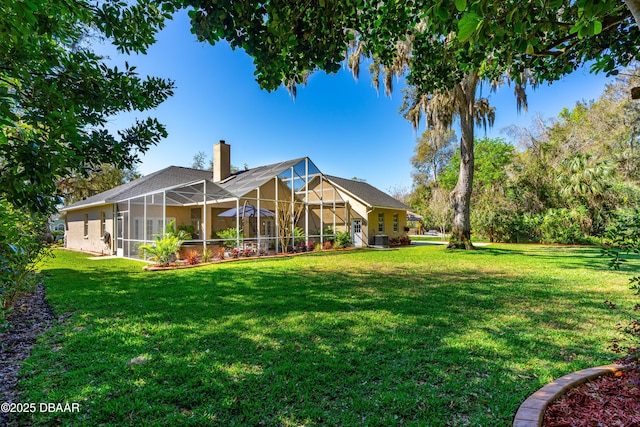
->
[138,234,183,266]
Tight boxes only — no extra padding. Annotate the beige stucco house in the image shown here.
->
[61,141,410,258]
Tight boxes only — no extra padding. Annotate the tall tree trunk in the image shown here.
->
[448,72,478,250]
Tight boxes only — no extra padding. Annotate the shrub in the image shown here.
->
[178,224,196,239]
[185,250,200,265]
[216,228,244,249]
[139,235,183,266]
[540,207,590,244]
[602,209,640,368]
[201,248,213,263]
[323,241,333,250]
[0,200,51,327]
[242,248,255,257]
[334,231,351,249]
[293,227,305,245]
[216,247,226,260]
[166,219,191,240]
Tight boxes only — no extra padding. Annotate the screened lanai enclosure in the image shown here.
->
[114,158,354,259]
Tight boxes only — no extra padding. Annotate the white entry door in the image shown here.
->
[352,219,363,247]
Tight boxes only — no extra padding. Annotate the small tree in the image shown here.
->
[429,187,452,239]
[0,200,52,326]
[276,200,304,253]
[602,210,640,368]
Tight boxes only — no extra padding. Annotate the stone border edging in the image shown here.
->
[512,363,625,427]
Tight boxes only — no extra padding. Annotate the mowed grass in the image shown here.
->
[17,244,639,426]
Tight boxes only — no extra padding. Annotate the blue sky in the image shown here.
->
[100,11,615,193]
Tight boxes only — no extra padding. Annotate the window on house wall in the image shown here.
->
[84,213,89,237]
[133,217,175,240]
[378,213,384,233]
[393,213,399,232]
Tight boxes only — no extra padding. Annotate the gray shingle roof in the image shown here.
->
[326,175,410,210]
[62,160,408,213]
[63,166,221,211]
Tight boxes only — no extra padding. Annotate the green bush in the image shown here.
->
[540,207,590,244]
[602,209,640,368]
[166,219,191,240]
[139,235,183,266]
[293,226,305,245]
[216,228,244,249]
[0,199,51,328]
[177,224,196,239]
[334,231,352,249]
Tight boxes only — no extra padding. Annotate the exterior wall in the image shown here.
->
[367,208,408,245]
[65,205,114,254]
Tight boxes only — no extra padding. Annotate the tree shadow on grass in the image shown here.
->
[19,253,629,426]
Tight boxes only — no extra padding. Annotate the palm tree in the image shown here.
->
[347,34,533,249]
[557,154,614,202]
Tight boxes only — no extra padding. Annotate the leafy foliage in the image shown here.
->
[602,210,640,368]
[540,208,591,244]
[1,0,175,215]
[185,250,200,266]
[166,219,192,241]
[216,227,244,250]
[139,235,183,266]
[1,0,175,323]
[56,164,141,205]
[0,200,51,326]
[333,231,352,249]
[408,70,640,244]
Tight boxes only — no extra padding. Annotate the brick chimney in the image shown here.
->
[213,140,231,182]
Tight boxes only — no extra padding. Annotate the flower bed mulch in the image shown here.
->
[143,247,360,271]
[543,366,640,427]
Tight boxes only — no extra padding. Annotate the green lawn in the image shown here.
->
[17,245,639,426]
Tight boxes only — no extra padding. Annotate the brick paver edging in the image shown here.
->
[512,363,625,427]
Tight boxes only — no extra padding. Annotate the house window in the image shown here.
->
[133,217,175,240]
[84,213,89,237]
[393,213,399,232]
[378,213,384,233]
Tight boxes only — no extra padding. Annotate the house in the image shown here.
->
[60,141,410,258]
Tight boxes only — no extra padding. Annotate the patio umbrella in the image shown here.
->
[218,204,275,218]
